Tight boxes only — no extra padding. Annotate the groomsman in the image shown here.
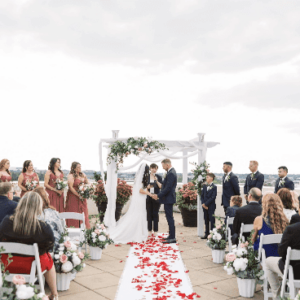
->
[201,173,217,239]
[244,160,264,204]
[222,162,240,214]
[274,166,294,193]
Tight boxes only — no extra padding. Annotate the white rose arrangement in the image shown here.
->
[206,217,227,250]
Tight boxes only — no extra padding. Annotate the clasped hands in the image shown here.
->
[202,203,208,210]
[150,194,159,200]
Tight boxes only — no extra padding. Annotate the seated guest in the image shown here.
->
[146,163,163,236]
[201,173,217,239]
[277,188,297,222]
[0,192,58,300]
[232,187,262,245]
[34,186,65,250]
[0,182,18,224]
[290,193,300,224]
[226,196,242,234]
[265,221,300,300]
[253,193,289,258]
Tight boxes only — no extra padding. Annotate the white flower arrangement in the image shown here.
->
[206,217,227,250]
[77,183,96,202]
[25,179,38,191]
[55,178,67,190]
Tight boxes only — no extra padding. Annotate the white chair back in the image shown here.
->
[0,242,45,294]
[226,217,234,252]
[239,223,253,243]
[280,247,300,299]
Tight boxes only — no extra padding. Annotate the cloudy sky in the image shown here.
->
[1,0,300,174]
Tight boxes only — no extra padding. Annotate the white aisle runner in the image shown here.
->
[115,234,200,300]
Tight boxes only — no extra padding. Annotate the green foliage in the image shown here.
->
[107,137,168,171]
[190,161,210,195]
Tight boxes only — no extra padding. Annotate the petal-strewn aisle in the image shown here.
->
[115,234,200,300]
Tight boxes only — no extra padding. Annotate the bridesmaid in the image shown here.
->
[65,162,91,229]
[44,158,64,212]
[18,160,39,197]
[0,159,12,183]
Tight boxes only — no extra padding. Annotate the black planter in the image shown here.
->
[180,207,197,227]
[97,202,124,222]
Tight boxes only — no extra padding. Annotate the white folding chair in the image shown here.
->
[258,233,283,300]
[280,247,300,299]
[239,223,253,243]
[59,212,87,252]
[0,242,45,294]
[226,217,234,252]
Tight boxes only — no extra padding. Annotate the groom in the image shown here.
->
[152,158,177,244]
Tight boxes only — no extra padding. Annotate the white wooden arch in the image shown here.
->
[99,130,220,237]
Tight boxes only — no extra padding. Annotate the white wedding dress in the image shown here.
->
[108,163,148,244]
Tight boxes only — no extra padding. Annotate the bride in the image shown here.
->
[108,163,153,244]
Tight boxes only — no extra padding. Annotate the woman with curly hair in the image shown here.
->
[277,188,297,222]
[65,162,90,229]
[44,158,65,212]
[18,160,39,197]
[0,159,12,183]
[252,193,289,258]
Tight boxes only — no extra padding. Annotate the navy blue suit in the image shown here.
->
[158,168,177,239]
[201,183,217,236]
[222,172,240,211]
[0,195,18,224]
[244,171,264,195]
[274,177,294,194]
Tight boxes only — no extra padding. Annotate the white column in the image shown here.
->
[182,150,188,184]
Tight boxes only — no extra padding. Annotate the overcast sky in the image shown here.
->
[1,0,300,175]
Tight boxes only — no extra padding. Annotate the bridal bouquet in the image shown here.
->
[55,178,67,191]
[53,230,89,274]
[224,238,264,283]
[25,179,38,191]
[78,183,96,202]
[176,182,198,211]
[206,217,227,250]
[81,221,113,249]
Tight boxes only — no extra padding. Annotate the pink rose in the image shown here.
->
[216,225,222,230]
[94,229,101,235]
[138,147,142,151]
[64,241,72,249]
[43,296,50,300]
[100,224,105,230]
[207,235,211,239]
[226,253,236,262]
[12,275,26,285]
[143,143,148,147]
[240,241,249,248]
[78,252,84,259]
[60,254,68,264]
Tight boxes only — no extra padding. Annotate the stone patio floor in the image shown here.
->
[57,213,264,300]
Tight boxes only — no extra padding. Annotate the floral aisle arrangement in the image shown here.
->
[81,218,113,260]
[224,237,264,298]
[190,161,210,195]
[206,217,227,264]
[107,137,167,171]
[54,178,67,190]
[53,230,89,291]
[25,179,38,191]
[77,182,96,202]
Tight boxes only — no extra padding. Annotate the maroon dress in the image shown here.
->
[45,172,65,212]
[0,174,12,182]
[20,173,39,198]
[65,177,91,229]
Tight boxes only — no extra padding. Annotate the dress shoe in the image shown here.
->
[201,235,208,240]
[162,238,177,244]
[162,236,170,240]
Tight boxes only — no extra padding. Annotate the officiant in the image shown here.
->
[146,163,163,236]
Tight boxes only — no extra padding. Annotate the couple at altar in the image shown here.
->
[108,159,177,244]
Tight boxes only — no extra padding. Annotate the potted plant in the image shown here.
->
[224,236,264,298]
[176,182,198,227]
[81,218,113,260]
[206,217,227,263]
[93,178,132,222]
[53,231,89,291]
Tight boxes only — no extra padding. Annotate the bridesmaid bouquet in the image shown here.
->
[78,183,96,202]
[55,178,67,190]
[25,179,38,191]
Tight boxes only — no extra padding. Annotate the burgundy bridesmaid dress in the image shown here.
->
[20,173,39,197]
[65,177,91,229]
[0,174,12,182]
[46,172,65,212]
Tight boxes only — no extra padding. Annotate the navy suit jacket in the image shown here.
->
[158,168,177,204]
[274,177,294,194]
[244,171,264,195]
[222,172,240,207]
[0,195,18,224]
[201,183,217,207]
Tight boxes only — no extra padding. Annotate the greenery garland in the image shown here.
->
[107,137,168,171]
[190,161,210,195]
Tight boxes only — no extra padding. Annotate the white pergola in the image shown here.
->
[99,130,220,237]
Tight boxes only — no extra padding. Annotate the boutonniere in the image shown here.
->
[207,185,213,191]
[225,175,230,182]
[251,173,255,180]
[280,179,285,186]
[163,173,167,179]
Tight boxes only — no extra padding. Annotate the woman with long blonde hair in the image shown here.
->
[0,192,58,300]
[252,193,289,258]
